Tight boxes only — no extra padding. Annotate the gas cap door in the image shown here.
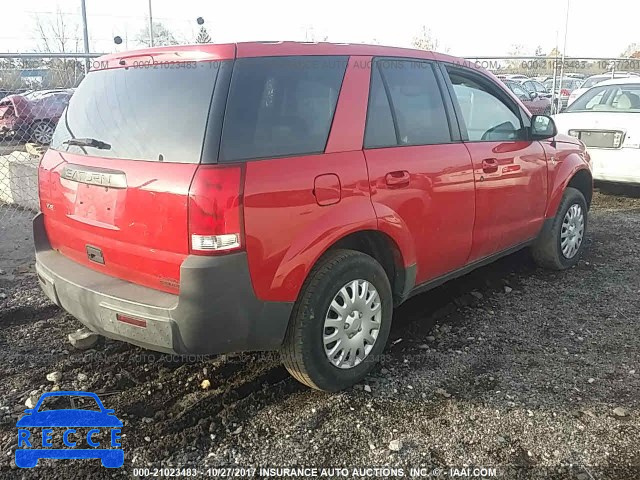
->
[313,174,341,206]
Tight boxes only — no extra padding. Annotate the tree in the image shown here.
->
[195,26,212,44]
[32,8,81,53]
[303,26,328,42]
[547,47,561,57]
[621,43,640,58]
[136,21,180,47]
[412,26,440,51]
[31,9,84,88]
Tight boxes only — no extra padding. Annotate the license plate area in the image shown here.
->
[574,130,623,149]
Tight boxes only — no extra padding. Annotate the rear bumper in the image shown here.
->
[33,213,293,355]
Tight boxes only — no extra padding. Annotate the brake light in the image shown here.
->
[188,165,244,255]
[561,89,570,97]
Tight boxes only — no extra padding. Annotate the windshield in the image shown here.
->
[51,62,227,162]
[566,83,640,112]
[37,395,101,412]
[582,76,609,89]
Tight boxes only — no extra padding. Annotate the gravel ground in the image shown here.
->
[0,188,639,480]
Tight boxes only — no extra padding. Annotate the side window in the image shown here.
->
[373,60,451,146]
[220,56,348,162]
[508,82,529,99]
[534,82,548,93]
[448,71,524,142]
[364,66,397,148]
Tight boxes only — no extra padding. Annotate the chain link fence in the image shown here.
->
[1,53,639,223]
[0,53,101,223]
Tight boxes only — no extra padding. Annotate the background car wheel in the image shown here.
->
[30,121,55,144]
[531,187,588,270]
[543,105,552,116]
[281,249,393,392]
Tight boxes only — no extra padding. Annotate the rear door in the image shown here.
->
[40,52,234,294]
[442,65,547,261]
[363,58,475,286]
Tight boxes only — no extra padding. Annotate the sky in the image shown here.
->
[1,0,638,57]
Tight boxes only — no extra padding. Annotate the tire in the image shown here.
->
[531,187,588,270]
[281,249,393,391]
[30,120,55,144]
[543,105,552,116]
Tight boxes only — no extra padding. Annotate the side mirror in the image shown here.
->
[529,91,538,99]
[531,115,557,140]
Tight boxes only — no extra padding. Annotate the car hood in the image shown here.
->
[553,111,640,135]
[16,410,123,427]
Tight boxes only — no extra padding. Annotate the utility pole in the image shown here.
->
[80,0,90,72]
[557,0,570,110]
[148,0,154,47]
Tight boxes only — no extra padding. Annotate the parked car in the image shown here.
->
[34,42,592,391]
[0,89,73,144]
[568,73,640,106]
[554,77,640,185]
[503,79,552,115]
[519,79,552,98]
[544,77,584,110]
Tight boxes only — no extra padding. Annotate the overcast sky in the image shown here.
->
[1,0,638,57]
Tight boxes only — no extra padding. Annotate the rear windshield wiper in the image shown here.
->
[63,137,111,150]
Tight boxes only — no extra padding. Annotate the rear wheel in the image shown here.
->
[531,187,588,270]
[281,249,393,391]
[31,120,55,144]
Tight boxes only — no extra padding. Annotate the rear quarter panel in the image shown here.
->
[243,152,376,302]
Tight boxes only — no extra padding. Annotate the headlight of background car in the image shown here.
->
[568,129,579,138]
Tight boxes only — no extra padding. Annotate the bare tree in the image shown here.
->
[304,26,328,42]
[32,8,81,54]
[411,26,441,51]
[30,9,84,88]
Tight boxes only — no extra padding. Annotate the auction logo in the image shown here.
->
[15,391,124,468]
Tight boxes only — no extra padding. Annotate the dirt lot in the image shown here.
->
[0,189,638,480]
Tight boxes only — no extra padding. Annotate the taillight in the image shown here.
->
[188,165,244,255]
[561,89,570,96]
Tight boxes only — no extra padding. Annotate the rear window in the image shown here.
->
[51,62,227,162]
[219,56,348,162]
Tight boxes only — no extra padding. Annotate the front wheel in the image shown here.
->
[281,249,393,391]
[531,187,588,270]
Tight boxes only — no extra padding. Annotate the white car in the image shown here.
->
[554,77,640,185]
[567,72,639,106]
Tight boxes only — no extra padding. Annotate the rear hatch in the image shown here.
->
[40,47,234,294]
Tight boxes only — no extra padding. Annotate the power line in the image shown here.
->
[25,10,194,21]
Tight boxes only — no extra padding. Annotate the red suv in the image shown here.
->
[35,42,592,391]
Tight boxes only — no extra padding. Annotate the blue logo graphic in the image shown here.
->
[15,391,124,468]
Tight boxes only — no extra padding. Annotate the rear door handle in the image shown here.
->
[481,158,499,174]
[385,170,410,188]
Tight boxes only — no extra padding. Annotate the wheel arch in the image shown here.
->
[567,168,593,209]
[545,161,593,218]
